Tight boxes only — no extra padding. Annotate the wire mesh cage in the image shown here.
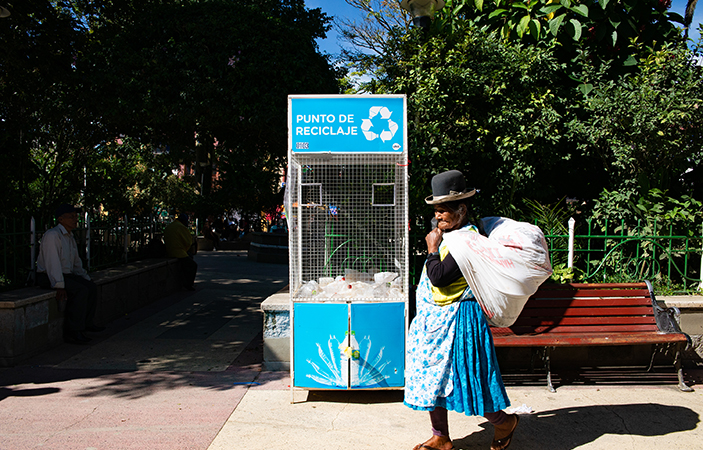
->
[287,152,408,302]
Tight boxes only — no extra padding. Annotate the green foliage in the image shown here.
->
[550,263,582,283]
[651,278,692,296]
[0,0,95,218]
[566,41,703,199]
[591,188,703,232]
[85,138,177,216]
[375,24,566,218]
[582,187,702,287]
[1,0,342,222]
[523,197,577,268]
[444,0,684,72]
[78,0,342,216]
[343,2,703,290]
[362,14,703,246]
[523,197,574,234]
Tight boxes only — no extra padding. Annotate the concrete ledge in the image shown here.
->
[197,236,214,251]
[262,286,290,371]
[0,287,55,309]
[248,232,288,264]
[0,258,181,366]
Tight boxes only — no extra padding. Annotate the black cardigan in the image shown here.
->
[426,251,463,287]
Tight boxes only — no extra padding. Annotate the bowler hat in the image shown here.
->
[425,170,476,204]
[55,204,80,218]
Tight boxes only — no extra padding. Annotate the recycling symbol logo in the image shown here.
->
[361,106,399,142]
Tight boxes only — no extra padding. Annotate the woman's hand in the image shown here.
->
[425,227,443,254]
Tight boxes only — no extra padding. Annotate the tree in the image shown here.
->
[447,0,684,72]
[79,0,342,216]
[0,0,96,218]
[566,40,703,200]
[685,0,699,38]
[343,3,703,229]
[376,25,567,217]
[85,138,177,216]
[336,0,409,85]
[1,0,342,220]
[340,0,687,88]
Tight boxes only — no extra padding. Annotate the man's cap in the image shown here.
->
[55,204,80,218]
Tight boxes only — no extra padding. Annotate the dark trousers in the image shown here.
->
[177,256,197,288]
[36,272,99,333]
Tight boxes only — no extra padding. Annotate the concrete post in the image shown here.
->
[568,217,575,268]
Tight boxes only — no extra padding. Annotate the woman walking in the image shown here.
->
[405,170,519,450]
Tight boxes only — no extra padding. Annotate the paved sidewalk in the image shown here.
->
[1,250,702,450]
[0,250,287,450]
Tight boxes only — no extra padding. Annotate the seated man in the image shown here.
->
[36,204,105,344]
[164,213,198,291]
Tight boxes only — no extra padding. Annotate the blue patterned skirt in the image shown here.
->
[405,299,510,416]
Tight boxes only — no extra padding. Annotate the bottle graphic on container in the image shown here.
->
[339,330,360,386]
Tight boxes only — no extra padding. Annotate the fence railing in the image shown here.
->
[0,214,171,291]
[563,218,703,293]
[4,215,703,294]
[409,218,703,294]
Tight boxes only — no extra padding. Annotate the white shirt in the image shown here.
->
[37,223,90,289]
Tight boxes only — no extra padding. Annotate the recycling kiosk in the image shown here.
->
[286,94,408,390]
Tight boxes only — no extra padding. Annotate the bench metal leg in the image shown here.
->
[646,346,656,372]
[530,348,538,373]
[674,343,694,392]
[545,347,556,393]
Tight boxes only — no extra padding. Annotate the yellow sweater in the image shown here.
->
[164,220,192,258]
[430,245,469,306]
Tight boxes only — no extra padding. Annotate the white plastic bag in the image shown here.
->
[442,217,552,327]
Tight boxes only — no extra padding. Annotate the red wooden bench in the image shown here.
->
[490,281,693,392]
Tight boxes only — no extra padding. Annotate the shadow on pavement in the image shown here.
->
[451,403,699,450]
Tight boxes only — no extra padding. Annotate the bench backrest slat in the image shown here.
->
[532,288,651,298]
[529,298,652,307]
[493,282,664,336]
[515,316,657,326]
[521,306,655,318]
[506,324,660,334]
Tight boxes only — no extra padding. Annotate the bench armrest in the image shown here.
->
[645,280,691,344]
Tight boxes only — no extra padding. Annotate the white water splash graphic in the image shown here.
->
[306,334,390,387]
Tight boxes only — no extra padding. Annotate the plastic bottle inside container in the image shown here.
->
[325,278,351,298]
[355,282,376,299]
[345,268,373,283]
[318,277,334,287]
[373,283,390,298]
[337,282,355,298]
[389,287,404,298]
[374,272,398,285]
[298,280,319,298]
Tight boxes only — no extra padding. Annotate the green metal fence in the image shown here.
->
[568,218,703,292]
[409,218,703,294]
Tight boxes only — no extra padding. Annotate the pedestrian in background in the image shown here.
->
[164,213,197,291]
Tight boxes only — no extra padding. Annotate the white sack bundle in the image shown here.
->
[442,217,553,327]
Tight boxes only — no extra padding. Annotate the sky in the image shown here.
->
[304,0,364,56]
[304,0,703,57]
